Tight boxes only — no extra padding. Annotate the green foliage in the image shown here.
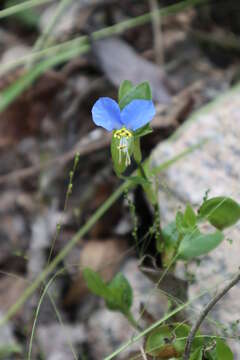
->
[83,269,133,316]
[145,323,203,358]
[82,268,111,299]
[160,221,179,265]
[133,137,142,163]
[198,196,240,230]
[162,221,179,247]
[105,273,133,314]
[118,80,134,103]
[184,204,197,228]
[205,339,233,360]
[118,81,152,110]
[190,347,203,360]
[178,230,224,260]
[160,195,240,263]
[176,204,197,235]
[134,123,153,138]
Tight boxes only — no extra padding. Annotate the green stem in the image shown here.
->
[0,143,203,327]
[27,0,73,68]
[137,161,148,180]
[0,0,53,19]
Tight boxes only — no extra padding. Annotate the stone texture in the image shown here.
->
[151,84,240,354]
[37,323,86,360]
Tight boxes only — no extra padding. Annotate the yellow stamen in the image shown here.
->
[114,127,132,140]
[113,128,132,166]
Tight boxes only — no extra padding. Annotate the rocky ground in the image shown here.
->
[0,0,240,359]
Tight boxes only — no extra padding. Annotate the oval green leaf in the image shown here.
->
[190,347,203,360]
[216,339,233,360]
[83,268,110,299]
[118,80,133,103]
[119,81,152,110]
[178,230,224,260]
[106,273,133,314]
[198,196,240,230]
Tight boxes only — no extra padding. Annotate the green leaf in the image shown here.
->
[134,123,153,138]
[206,339,233,360]
[162,221,179,247]
[106,273,133,314]
[178,230,224,260]
[83,270,133,316]
[145,325,172,356]
[145,323,202,357]
[176,205,197,235]
[216,339,233,360]
[133,137,142,163]
[184,204,197,228]
[198,196,240,230]
[123,175,150,187]
[190,347,203,360]
[173,324,203,354]
[82,268,110,299]
[161,221,179,265]
[118,80,133,103]
[119,81,152,110]
[176,211,189,234]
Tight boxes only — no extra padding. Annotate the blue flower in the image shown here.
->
[91,97,156,132]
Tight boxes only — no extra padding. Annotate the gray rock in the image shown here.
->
[37,323,86,360]
[0,312,21,359]
[151,83,240,354]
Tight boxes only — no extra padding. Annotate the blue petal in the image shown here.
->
[92,97,122,131]
[121,99,156,131]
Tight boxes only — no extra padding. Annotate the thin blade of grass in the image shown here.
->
[0,44,90,113]
[27,0,73,68]
[0,0,54,19]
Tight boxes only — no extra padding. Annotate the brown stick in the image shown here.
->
[183,268,240,360]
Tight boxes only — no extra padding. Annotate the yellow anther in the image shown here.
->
[117,144,127,150]
[114,127,132,139]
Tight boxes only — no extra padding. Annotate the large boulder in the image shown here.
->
[151,83,240,354]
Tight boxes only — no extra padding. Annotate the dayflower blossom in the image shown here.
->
[92,97,156,165]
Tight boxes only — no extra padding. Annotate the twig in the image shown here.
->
[183,268,240,360]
